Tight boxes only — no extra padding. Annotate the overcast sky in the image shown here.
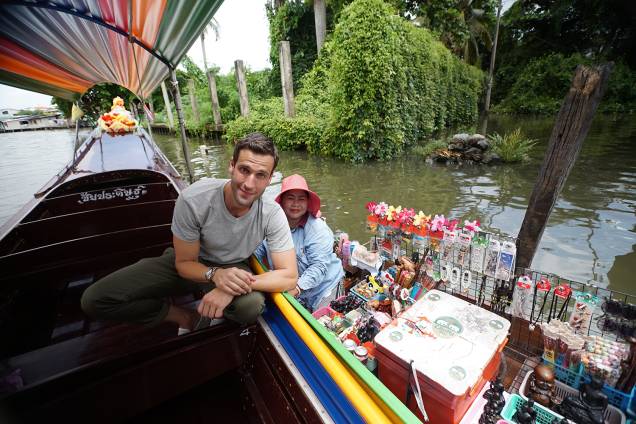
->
[0,0,271,110]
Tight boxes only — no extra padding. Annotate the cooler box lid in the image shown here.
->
[374,289,510,396]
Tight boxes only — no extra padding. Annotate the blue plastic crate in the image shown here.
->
[542,356,583,388]
[501,394,564,424]
[628,387,636,419]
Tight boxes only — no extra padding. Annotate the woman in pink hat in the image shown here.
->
[254,174,344,311]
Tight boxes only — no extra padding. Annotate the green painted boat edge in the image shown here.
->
[281,292,422,424]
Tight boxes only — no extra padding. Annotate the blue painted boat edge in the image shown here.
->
[262,302,365,424]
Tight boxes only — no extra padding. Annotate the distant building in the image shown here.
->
[0,113,66,132]
[0,108,20,118]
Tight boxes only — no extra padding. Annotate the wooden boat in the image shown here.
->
[0,2,368,422]
[0,125,338,422]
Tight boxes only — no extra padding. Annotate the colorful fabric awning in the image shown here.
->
[0,0,223,99]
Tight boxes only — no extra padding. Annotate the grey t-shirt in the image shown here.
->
[171,178,293,264]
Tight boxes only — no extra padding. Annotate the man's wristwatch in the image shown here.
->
[205,266,219,283]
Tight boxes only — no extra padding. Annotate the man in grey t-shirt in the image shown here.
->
[82,133,298,331]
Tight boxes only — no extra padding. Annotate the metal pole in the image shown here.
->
[484,0,503,114]
[170,70,195,183]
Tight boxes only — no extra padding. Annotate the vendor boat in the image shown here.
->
[0,1,377,423]
[2,2,633,424]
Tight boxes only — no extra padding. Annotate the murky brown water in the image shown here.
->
[1,115,634,293]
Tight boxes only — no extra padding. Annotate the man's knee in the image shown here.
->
[225,291,265,324]
[81,282,104,319]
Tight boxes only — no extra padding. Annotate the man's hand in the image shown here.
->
[213,267,255,295]
[198,288,234,319]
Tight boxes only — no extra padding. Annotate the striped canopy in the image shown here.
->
[0,0,223,100]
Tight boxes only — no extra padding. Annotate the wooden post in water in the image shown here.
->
[314,0,326,55]
[484,0,502,115]
[187,79,200,124]
[207,70,223,130]
[516,64,612,269]
[160,81,174,130]
[170,70,194,183]
[279,41,295,118]
[234,60,250,117]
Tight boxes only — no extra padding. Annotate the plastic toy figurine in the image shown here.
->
[367,275,384,294]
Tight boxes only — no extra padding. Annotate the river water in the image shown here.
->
[1,115,634,293]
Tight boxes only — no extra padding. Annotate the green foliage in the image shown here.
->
[52,83,134,121]
[495,54,636,115]
[226,0,483,163]
[224,97,323,152]
[492,0,636,111]
[266,1,319,96]
[412,139,448,158]
[487,128,536,162]
[403,0,497,67]
[14,109,39,116]
[321,0,483,162]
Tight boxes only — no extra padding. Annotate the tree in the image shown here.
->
[492,0,636,109]
[403,0,497,66]
[52,83,134,121]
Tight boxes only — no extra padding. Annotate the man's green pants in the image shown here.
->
[81,248,265,326]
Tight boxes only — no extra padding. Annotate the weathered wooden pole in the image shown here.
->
[279,41,296,118]
[234,60,250,117]
[187,79,200,124]
[160,81,174,130]
[170,70,195,183]
[207,70,223,130]
[484,0,502,115]
[314,0,326,55]
[517,64,612,268]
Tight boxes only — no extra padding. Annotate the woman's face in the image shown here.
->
[281,189,308,223]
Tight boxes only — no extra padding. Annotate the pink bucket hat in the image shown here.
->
[275,174,321,217]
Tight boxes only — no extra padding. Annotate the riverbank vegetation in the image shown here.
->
[228,0,482,162]
[52,0,636,162]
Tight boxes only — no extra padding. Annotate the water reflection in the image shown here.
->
[154,114,635,292]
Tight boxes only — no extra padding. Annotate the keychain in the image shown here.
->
[495,241,516,281]
[484,239,501,278]
[511,275,533,320]
[529,277,551,330]
[470,235,488,273]
[547,284,572,323]
[449,267,461,291]
[440,229,457,262]
[461,270,472,294]
[456,232,472,266]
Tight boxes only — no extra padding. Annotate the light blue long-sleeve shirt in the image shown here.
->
[254,215,344,310]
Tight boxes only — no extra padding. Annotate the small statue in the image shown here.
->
[484,377,506,408]
[528,364,556,408]
[479,402,498,424]
[480,378,506,424]
[512,399,537,424]
[555,376,607,424]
